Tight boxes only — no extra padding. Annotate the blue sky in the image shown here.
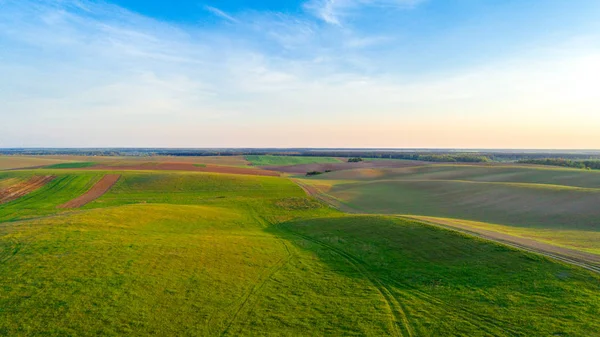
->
[1,0,599,148]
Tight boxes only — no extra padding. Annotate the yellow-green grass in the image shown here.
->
[2,205,599,335]
[2,168,600,335]
[0,156,76,170]
[245,155,342,166]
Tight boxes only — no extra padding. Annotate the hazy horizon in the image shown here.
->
[2,0,599,148]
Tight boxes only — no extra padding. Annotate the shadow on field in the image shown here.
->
[265,215,600,336]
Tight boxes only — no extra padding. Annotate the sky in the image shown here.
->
[1,0,599,148]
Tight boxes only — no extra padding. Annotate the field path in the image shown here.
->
[0,176,56,204]
[293,179,600,274]
[281,227,414,337]
[58,174,121,209]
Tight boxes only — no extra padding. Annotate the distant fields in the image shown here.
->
[2,158,600,335]
[245,155,341,166]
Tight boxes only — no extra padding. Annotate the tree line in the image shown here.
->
[518,158,600,170]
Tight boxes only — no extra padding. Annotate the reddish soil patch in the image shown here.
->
[264,160,424,174]
[83,163,279,177]
[0,176,56,204]
[59,174,121,209]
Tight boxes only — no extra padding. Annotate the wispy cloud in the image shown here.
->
[304,0,426,25]
[204,6,239,23]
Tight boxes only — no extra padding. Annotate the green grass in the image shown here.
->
[43,162,97,169]
[1,168,600,335]
[245,155,341,166]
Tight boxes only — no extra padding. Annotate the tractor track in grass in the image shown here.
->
[219,218,293,336]
[281,226,413,337]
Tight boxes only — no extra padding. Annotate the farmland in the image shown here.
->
[301,164,600,257]
[1,157,600,335]
[245,155,342,166]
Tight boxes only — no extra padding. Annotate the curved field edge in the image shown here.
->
[59,174,121,209]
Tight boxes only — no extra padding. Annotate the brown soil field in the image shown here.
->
[264,160,424,174]
[41,155,250,167]
[59,175,121,209]
[82,163,279,177]
[0,176,56,204]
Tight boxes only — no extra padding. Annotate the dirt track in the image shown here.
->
[59,175,121,208]
[82,163,279,177]
[264,160,424,174]
[0,176,56,204]
[294,179,600,274]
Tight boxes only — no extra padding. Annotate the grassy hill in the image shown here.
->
[1,167,599,335]
[302,164,600,255]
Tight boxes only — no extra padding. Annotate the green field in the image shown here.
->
[303,165,600,254]
[43,162,97,169]
[245,155,341,166]
[1,165,600,335]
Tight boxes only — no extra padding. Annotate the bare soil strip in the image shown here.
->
[59,175,121,209]
[293,179,600,274]
[0,176,56,204]
[81,163,279,177]
[264,160,423,174]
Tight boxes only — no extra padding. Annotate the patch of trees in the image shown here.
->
[348,157,363,163]
[518,158,600,170]
[306,171,323,176]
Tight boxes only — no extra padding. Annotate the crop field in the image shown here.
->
[1,161,600,335]
[0,156,75,170]
[301,165,600,257]
[245,155,342,166]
